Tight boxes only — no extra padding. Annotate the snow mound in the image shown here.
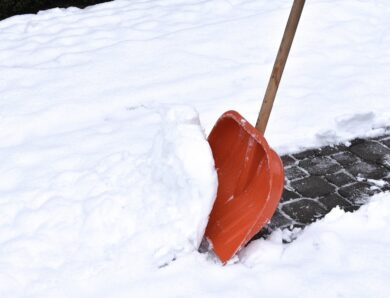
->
[0,105,217,296]
[116,192,390,298]
[238,192,390,297]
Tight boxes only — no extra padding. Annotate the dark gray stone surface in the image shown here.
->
[318,193,354,212]
[281,189,300,202]
[268,210,294,229]
[331,151,360,166]
[338,182,379,204]
[254,132,390,241]
[346,161,388,180]
[282,199,327,224]
[314,145,343,156]
[281,155,297,167]
[292,149,317,160]
[349,141,390,163]
[291,176,335,197]
[325,172,355,187]
[285,166,308,181]
[382,138,390,148]
[299,156,342,176]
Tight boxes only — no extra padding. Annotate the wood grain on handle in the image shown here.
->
[255,0,305,134]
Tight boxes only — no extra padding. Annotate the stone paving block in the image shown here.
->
[349,140,390,164]
[299,156,342,176]
[282,199,327,224]
[281,188,301,202]
[338,182,379,205]
[318,193,353,212]
[325,172,355,187]
[381,138,390,149]
[332,151,360,167]
[291,176,336,198]
[314,145,343,156]
[285,166,308,181]
[346,161,388,180]
[281,155,297,167]
[343,205,361,212]
[292,149,317,160]
[268,209,294,230]
[349,138,366,146]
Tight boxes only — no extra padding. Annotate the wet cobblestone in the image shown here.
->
[254,131,390,240]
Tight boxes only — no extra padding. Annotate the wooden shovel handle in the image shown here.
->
[255,0,305,134]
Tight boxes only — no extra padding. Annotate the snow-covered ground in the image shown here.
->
[0,0,389,297]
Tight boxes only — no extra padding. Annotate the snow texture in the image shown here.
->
[0,104,217,296]
[0,0,390,297]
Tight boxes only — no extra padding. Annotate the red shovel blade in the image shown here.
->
[205,111,284,263]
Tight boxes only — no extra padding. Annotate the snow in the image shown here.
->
[0,104,217,296]
[0,0,390,297]
[59,192,390,298]
[239,192,390,298]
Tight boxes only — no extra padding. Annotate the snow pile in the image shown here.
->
[240,191,390,297]
[0,105,217,297]
[127,192,390,298]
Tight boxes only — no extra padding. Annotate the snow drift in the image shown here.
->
[0,105,217,296]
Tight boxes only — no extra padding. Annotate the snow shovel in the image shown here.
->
[204,0,305,263]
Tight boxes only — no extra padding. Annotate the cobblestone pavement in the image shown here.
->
[254,129,390,240]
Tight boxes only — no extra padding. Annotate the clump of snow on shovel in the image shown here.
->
[141,105,218,264]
